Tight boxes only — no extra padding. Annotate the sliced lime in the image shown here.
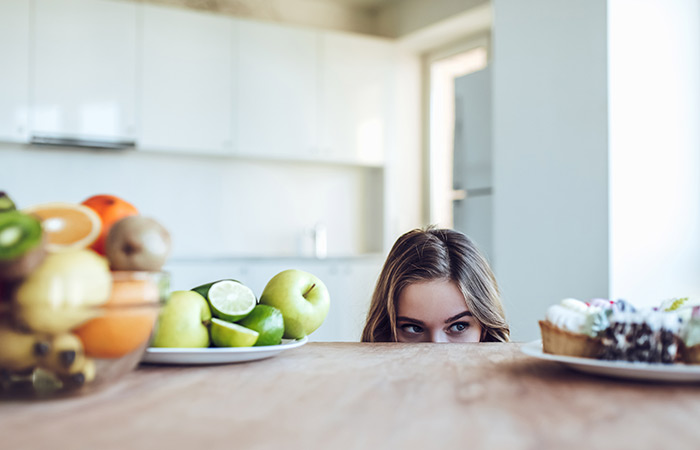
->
[206,280,256,322]
[210,318,259,347]
[192,279,239,299]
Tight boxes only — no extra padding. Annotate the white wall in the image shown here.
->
[1,143,383,259]
[492,0,610,341]
[384,49,424,246]
[608,0,700,306]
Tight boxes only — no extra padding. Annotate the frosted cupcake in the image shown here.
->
[681,306,700,364]
[539,298,610,358]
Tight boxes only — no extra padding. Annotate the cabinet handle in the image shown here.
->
[451,187,493,202]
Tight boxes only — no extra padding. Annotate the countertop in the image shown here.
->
[2,342,700,449]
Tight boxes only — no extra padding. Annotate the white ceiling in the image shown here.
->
[314,0,398,9]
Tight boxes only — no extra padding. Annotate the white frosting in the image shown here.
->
[609,309,682,333]
[546,300,588,333]
[560,298,589,314]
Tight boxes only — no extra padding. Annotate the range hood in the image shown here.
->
[31,134,135,150]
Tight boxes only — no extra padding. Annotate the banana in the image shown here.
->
[41,332,86,376]
[52,356,96,388]
[0,325,51,372]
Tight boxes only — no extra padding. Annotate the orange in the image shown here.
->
[82,194,139,255]
[23,202,100,252]
[74,275,160,359]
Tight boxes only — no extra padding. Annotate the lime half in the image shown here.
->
[206,280,256,321]
[192,279,239,299]
[210,318,259,347]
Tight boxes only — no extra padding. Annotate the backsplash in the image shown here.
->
[1,144,384,258]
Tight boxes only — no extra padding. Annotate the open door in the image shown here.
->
[452,67,493,261]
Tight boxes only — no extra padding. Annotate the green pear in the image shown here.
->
[259,269,330,339]
[151,290,211,348]
[15,249,111,333]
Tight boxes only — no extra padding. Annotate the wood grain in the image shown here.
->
[1,343,700,449]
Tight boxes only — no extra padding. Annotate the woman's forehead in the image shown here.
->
[396,279,469,321]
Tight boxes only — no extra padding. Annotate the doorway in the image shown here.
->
[426,38,491,258]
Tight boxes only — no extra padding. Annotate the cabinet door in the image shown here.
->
[139,5,234,155]
[320,33,394,166]
[0,0,30,143]
[32,0,137,142]
[237,21,318,160]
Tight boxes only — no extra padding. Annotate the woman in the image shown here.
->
[362,227,509,343]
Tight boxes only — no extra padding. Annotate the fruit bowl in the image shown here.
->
[0,270,169,399]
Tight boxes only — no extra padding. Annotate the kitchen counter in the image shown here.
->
[1,343,699,449]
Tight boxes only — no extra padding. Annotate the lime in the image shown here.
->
[204,280,256,322]
[192,279,239,299]
[210,318,258,347]
[238,305,285,346]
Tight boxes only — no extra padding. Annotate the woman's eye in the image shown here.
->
[400,324,423,334]
[448,322,470,333]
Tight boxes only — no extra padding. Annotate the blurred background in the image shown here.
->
[1,0,699,342]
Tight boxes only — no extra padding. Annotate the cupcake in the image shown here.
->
[599,307,683,364]
[681,306,700,364]
[539,298,609,358]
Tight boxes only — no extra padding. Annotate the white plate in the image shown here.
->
[521,340,700,383]
[141,336,308,365]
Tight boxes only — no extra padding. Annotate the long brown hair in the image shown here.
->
[362,227,509,342]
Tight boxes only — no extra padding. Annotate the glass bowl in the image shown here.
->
[0,270,168,399]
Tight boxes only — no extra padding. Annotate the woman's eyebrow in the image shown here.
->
[397,317,425,325]
[444,311,473,323]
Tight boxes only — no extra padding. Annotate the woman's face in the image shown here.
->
[395,279,483,343]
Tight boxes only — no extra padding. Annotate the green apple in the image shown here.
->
[151,290,211,348]
[259,269,330,339]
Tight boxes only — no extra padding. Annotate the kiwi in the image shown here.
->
[106,216,171,271]
[0,192,16,213]
[0,212,46,281]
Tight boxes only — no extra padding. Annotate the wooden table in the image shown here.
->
[2,342,700,449]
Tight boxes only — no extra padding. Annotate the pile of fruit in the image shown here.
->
[0,192,170,397]
[152,269,331,348]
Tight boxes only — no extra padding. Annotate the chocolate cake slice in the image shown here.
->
[599,310,682,363]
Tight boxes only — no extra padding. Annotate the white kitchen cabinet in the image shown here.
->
[320,33,395,166]
[32,0,137,143]
[237,21,318,160]
[0,0,30,143]
[139,5,235,155]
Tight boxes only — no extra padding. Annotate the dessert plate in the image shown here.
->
[521,340,700,383]
[141,336,308,365]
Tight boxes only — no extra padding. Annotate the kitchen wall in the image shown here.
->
[492,0,700,341]
[492,0,609,341]
[608,0,700,305]
[2,143,384,259]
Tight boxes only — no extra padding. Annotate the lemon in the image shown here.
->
[238,305,284,346]
[210,318,258,347]
[200,280,256,322]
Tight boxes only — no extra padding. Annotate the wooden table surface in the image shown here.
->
[2,342,700,449]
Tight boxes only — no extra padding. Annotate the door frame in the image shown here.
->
[422,33,491,226]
